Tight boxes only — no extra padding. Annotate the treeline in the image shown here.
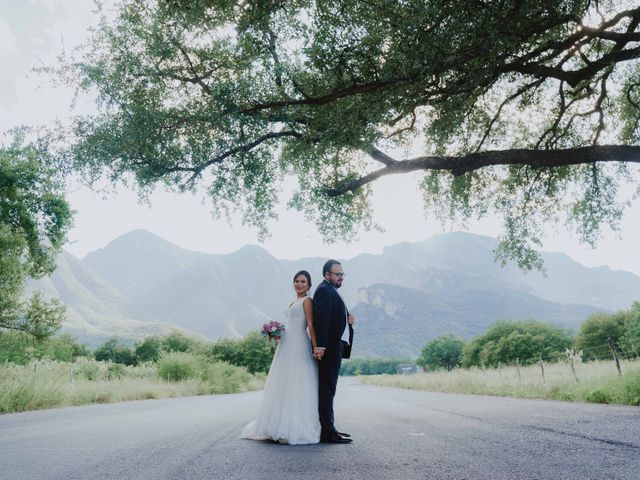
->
[0,332,90,364]
[0,329,274,374]
[4,300,640,378]
[0,327,405,377]
[418,302,640,371]
[340,358,413,376]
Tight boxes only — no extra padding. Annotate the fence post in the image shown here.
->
[538,354,545,384]
[608,337,622,377]
[570,356,579,383]
[516,358,521,385]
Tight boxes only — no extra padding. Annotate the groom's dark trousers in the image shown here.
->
[317,343,343,438]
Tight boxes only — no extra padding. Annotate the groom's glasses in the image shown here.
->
[330,272,345,278]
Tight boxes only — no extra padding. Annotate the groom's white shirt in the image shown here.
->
[327,281,350,345]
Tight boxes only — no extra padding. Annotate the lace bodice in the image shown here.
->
[285,296,309,331]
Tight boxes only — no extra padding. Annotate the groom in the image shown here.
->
[313,259,354,444]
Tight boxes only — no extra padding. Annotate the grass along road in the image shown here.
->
[0,357,264,414]
[362,359,640,405]
[3,356,639,416]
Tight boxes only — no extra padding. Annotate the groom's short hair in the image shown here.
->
[323,259,341,276]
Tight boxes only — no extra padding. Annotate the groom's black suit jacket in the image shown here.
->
[313,280,354,359]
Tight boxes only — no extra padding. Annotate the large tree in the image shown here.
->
[621,301,640,356]
[418,334,465,371]
[463,319,573,367]
[0,133,72,340]
[574,310,627,360]
[63,0,640,268]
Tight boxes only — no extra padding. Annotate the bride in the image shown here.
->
[240,270,321,444]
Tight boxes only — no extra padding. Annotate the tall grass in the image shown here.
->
[0,355,264,414]
[361,358,640,406]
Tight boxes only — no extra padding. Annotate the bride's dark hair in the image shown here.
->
[293,270,312,290]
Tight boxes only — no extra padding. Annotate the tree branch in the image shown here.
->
[127,130,302,186]
[477,78,546,151]
[183,130,302,185]
[325,145,640,196]
[509,46,640,87]
[386,109,416,138]
[237,78,402,114]
[170,39,214,95]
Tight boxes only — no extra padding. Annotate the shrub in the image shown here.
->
[161,331,194,353]
[585,389,610,404]
[198,361,253,394]
[74,357,102,380]
[107,363,126,380]
[94,338,137,365]
[207,331,273,374]
[157,352,198,381]
[135,336,162,363]
[621,369,640,406]
[157,351,253,391]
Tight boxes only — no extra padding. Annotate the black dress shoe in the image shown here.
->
[320,435,352,444]
[337,431,351,437]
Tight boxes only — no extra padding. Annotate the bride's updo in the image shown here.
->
[293,270,312,292]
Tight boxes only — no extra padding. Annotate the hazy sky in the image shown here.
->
[2,0,640,275]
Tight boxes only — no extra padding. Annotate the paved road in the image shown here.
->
[1,378,638,480]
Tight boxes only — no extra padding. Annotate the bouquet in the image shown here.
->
[261,320,285,342]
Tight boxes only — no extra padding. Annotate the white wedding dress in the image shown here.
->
[240,296,321,444]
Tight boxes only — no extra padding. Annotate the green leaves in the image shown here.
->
[207,331,274,374]
[58,0,639,267]
[463,320,573,368]
[418,334,465,371]
[0,133,72,340]
[575,311,627,361]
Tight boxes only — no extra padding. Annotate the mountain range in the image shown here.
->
[31,230,640,357]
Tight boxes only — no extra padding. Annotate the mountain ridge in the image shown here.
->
[32,230,639,356]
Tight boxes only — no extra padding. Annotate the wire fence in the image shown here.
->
[498,341,639,365]
[486,339,638,383]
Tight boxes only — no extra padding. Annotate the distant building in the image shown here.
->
[396,364,419,375]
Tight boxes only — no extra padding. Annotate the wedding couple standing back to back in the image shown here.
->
[240,259,354,445]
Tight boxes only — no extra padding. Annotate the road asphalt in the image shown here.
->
[1,377,638,480]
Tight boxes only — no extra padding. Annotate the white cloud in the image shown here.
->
[0,18,17,52]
